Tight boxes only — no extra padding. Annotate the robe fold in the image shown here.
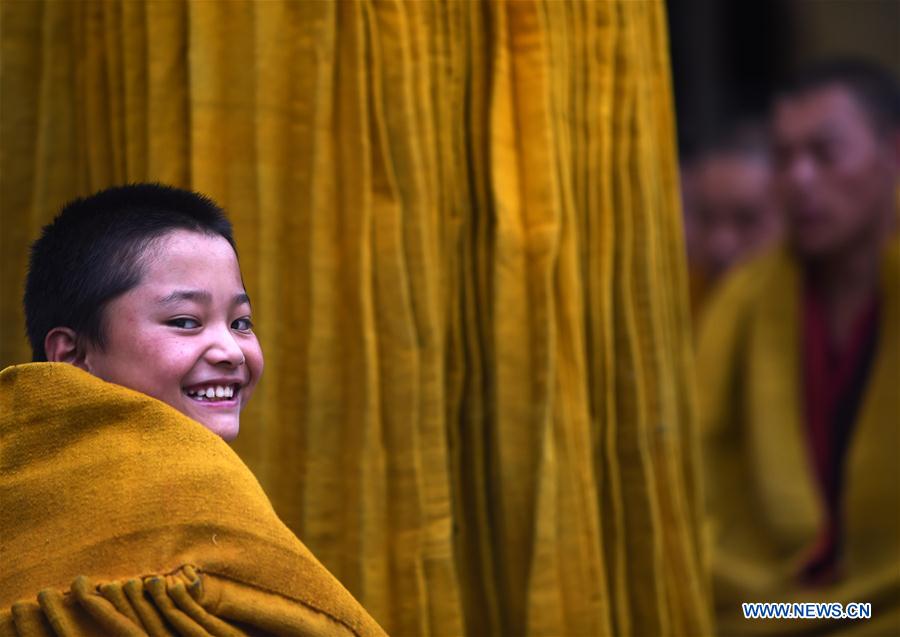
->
[697,238,900,636]
[0,363,387,637]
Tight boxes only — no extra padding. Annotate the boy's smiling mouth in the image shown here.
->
[183,382,241,403]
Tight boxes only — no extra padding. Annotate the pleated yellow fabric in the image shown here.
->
[697,239,900,636]
[0,363,387,637]
[0,2,711,635]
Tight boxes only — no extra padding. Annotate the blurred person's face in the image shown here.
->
[82,230,264,441]
[693,153,781,278]
[773,84,899,261]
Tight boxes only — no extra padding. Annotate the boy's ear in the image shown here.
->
[44,327,90,372]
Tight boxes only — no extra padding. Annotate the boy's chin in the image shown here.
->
[195,414,240,441]
[175,396,241,440]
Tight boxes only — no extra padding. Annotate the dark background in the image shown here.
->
[667,0,900,159]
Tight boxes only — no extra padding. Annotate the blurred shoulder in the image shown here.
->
[697,246,794,338]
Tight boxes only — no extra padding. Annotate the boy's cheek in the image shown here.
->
[246,339,265,377]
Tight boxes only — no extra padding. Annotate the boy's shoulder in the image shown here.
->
[1,362,385,636]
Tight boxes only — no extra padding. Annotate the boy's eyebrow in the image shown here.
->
[158,290,211,305]
[157,290,251,307]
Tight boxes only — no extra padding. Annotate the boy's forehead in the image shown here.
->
[137,231,245,289]
[143,231,237,266]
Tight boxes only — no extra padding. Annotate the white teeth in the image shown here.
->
[185,384,237,400]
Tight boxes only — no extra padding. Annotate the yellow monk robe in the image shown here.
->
[697,238,900,636]
[0,363,387,637]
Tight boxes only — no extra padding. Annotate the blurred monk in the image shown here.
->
[682,126,783,313]
[698,59,900,636]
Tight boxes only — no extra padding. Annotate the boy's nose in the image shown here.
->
[207,326,245,367]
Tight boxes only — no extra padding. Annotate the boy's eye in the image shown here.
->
[232,317,253,331]
[168,317,200,329]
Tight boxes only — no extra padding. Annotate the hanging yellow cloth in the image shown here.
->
[697,239,900,636]
[0,363,387,637]
[0,1,710,634]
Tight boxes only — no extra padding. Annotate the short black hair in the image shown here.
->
[775,57,900,134]
[25,183,236,361]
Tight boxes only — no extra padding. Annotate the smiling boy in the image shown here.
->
[1,184,386,636]
[25,184,263,441]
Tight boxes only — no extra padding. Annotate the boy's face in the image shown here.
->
[83,230,263,440]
